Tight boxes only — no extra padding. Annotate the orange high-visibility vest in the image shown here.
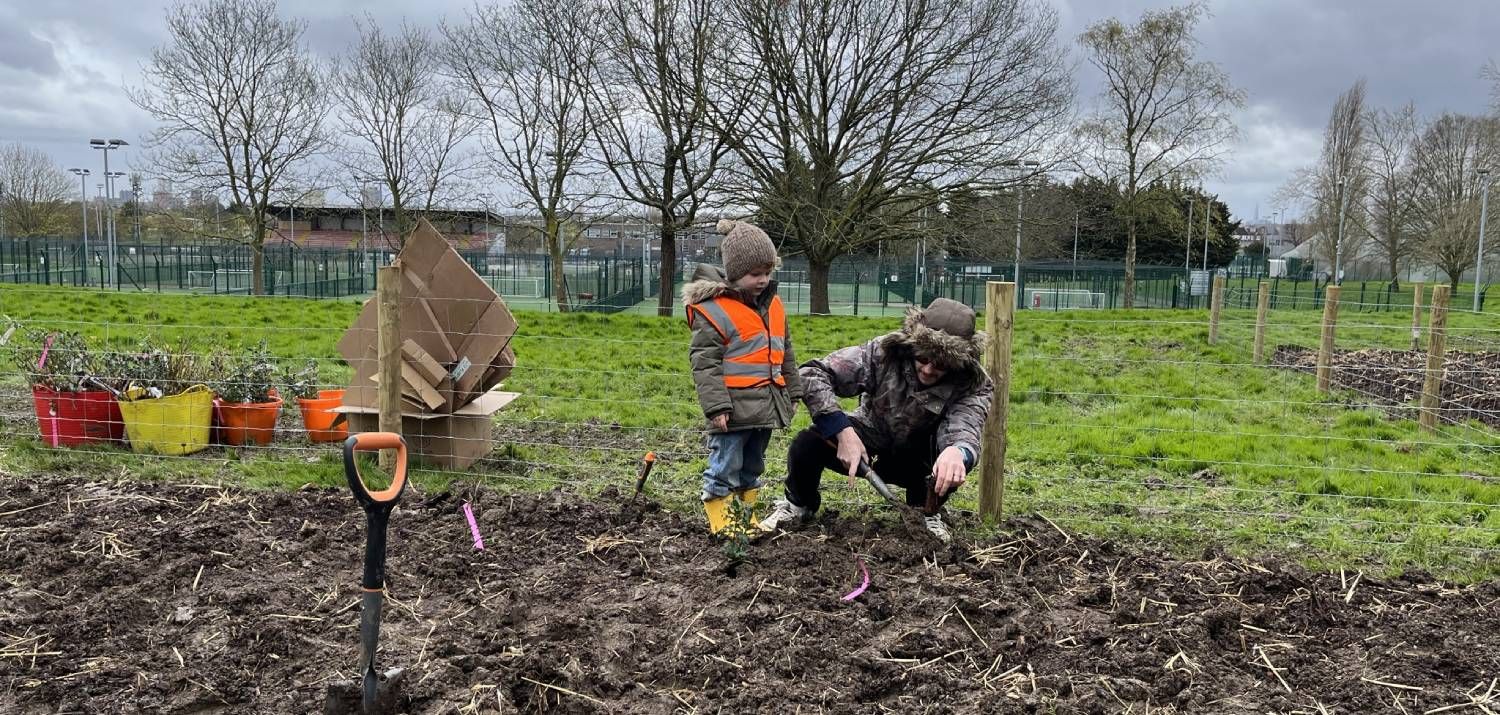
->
[686,295,787,389]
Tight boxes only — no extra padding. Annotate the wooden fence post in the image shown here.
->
[1253,281,1270,363]
[1208,274,1225,344]
[1420,285,1450,432]
[1315,285,1341,393]
[378,265,403,468]
[1410,282,1424,351]
[979,281,1015,523]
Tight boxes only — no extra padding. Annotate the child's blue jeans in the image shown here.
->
[700,428,773,501]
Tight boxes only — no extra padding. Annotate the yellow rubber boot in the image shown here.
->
[703,495,733,535]
[733,488,763,541]
[733,488,760,521]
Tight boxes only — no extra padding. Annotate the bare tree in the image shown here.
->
[1364,102,1420,287]
[710,0,1072,314]
[331,16,478,247]
[1075,2,1244,307]
[0,143,74,237]
[588,0,731,316]
[1314,80,1371,279]
[129,0,328,295]
[444,0,606,312]
[1409,112,1500,291]
[1272,81,1372,280]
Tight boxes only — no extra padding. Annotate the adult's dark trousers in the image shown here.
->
[781,425,943,514]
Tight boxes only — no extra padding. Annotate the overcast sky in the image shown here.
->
[1,0,1495,223]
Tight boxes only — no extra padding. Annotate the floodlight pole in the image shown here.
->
[70,168,91,283]
[1476,169,1491,312]
[90,139,128,288]
[1335,177,1347,285]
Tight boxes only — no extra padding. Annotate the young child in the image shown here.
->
[682,219,802,536]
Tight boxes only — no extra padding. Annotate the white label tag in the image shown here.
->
[449,356,472,381]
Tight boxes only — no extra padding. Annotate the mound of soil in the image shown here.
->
[1,474,1496,713]
[1273,345,1500,427]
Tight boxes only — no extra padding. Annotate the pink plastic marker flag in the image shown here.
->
[841,557,870,602]
[46,405,60,448]
[462,501,485,550]
[37,334,54,370]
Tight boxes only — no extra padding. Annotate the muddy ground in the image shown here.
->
[1274,345,1500,429]
[1,473,1496,714]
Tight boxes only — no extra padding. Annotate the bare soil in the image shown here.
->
[1273,345,1500,427]
[1,473,1496,714]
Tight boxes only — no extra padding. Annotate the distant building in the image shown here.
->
[1233,222,1302,258]
[264,204,499,251]
[261,204,723,261]
[186,189,213,207]
[150,189,182,210]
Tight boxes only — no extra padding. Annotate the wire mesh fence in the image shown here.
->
[3,278,1497,580]
[22,233,1493,317]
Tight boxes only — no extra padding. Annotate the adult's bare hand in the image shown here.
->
[711,413,729,432]
[932,446,968,495]
[836,427,867,488]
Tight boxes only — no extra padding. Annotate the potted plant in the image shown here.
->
[212,341,282,447]
[114,336,215,455]
[281,359,347,443]
[10,326,124,447]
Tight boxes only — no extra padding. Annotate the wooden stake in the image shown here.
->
[1315,285,1341,393]
[1420,285,1450,432]
[1208,274,1226,344]
[979,281,1015,523]
[1410,281,1424,351]
[1253,281,1270,362]
[377,265,402,468]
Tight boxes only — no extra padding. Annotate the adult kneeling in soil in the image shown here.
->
[759,298,992,543]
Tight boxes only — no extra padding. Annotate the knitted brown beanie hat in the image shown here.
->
[716,219,779,281]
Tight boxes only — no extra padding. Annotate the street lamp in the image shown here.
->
[90,139,128,288]
[1334,177,1347,285]
[1003,159,1041,308]
[350,174,385,270]
[69,169,91,284]
[1476,168,1491,312]
[915,204,927,307]
[106,171,126,283]
[640,211,649,276]
[477,192,493,244]
[1072,209,1080,282]
[1201,191,1210,273]
[1270,209,1284,277]
[1185,198,1194,292]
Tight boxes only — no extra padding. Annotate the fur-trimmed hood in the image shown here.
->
[879,299,987,381]
[680,263,778,308]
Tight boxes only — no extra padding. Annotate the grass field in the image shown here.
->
[2,283,1497,581]
[1218,276,1498,313]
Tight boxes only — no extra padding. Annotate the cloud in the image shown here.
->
[1205,103,1323,221]
[0,24,60,76]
